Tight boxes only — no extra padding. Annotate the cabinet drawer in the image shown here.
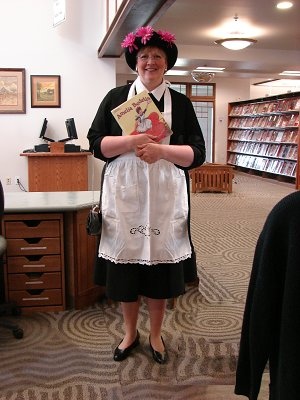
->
[6,238,60,256]
[8,289,62,307]
[7,255,62,273]
[8,272,62,290]
[5,220,60,238]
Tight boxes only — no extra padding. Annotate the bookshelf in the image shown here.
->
[227,92,300,188]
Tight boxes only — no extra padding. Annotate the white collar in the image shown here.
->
[135,76,166,101]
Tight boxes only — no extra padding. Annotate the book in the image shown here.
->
[294,98,300,111]
[289,130,298,143]
[111,90,172,141]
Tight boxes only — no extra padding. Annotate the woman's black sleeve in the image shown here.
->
[87,87,126,161]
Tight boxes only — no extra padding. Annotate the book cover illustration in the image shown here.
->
[111,90,172,141]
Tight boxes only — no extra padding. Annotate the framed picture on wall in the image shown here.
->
[30,75,61,108]
[0,68,26,114]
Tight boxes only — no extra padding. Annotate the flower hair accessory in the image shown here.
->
[121,32,138,53]
[136,26,154,45]
[157,30,176,45]
[121,26,176,53]
[122,26,178,71]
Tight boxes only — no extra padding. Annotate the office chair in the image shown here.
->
[0,179,24,339]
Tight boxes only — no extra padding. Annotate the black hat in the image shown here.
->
[121,26,178,71]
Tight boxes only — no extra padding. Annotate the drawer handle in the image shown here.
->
[22,297,50,301]
[23,265,46,268]
[20,246,47,251]
[25,281,44,285]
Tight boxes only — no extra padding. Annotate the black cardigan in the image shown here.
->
[235,190,300,400]
[87,84,206,169]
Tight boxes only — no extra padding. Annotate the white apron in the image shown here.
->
[99,78,191,265]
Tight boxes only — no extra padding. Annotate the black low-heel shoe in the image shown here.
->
[149,336,168,364]
[113,331,140,361]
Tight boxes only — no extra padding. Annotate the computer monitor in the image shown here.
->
[39,118,55,142]
[58,118,78,142]
[65,118,78,140]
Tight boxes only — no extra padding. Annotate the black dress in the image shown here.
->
[87,84,206,301]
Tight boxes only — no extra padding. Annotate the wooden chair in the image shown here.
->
[190,163,234,193]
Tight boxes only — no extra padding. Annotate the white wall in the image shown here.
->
[1,0,115,192]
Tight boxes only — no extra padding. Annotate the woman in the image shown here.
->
[87,26,206,364]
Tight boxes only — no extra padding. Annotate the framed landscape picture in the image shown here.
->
[31,75,61,108]
[0,68,26,114]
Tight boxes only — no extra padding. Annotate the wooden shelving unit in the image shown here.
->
[227,92,300,187]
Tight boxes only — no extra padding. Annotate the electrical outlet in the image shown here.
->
[15,176,20,185]
[6,177,11,185]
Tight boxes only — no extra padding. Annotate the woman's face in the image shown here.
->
[136,46,168,91]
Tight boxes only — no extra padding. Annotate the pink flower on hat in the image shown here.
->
[121,32,138,53]
[135,26,154,44]
[157,30,176,46]
[121,26,176,53]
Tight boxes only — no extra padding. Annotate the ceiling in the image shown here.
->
[109,0,300,81]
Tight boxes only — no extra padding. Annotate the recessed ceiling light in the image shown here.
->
[165,70,189,76]
[253,79,300,87]
[279,70,300,76]
[276,2,293,9]
[195,67,225,72]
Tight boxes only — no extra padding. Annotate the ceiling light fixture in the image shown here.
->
[191,71,215,83]
[215,15,257,50]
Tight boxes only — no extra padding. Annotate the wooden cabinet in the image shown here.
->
[64,208,103,310]
[2,213,66,313]
[3,192,105,313]
[227,92,300,186]
[21,152,91,192]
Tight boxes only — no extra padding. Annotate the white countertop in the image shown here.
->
[4,191,100,213]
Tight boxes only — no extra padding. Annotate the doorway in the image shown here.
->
[169,83,215,162]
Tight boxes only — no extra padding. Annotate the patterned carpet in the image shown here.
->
[0,173,295,400]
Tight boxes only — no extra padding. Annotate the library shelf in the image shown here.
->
[227,92,300,188]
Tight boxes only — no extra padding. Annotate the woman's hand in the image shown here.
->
[135,142,162,164]
[137,142,195,167]
[101,133,157,158]
[129,133,157,148]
